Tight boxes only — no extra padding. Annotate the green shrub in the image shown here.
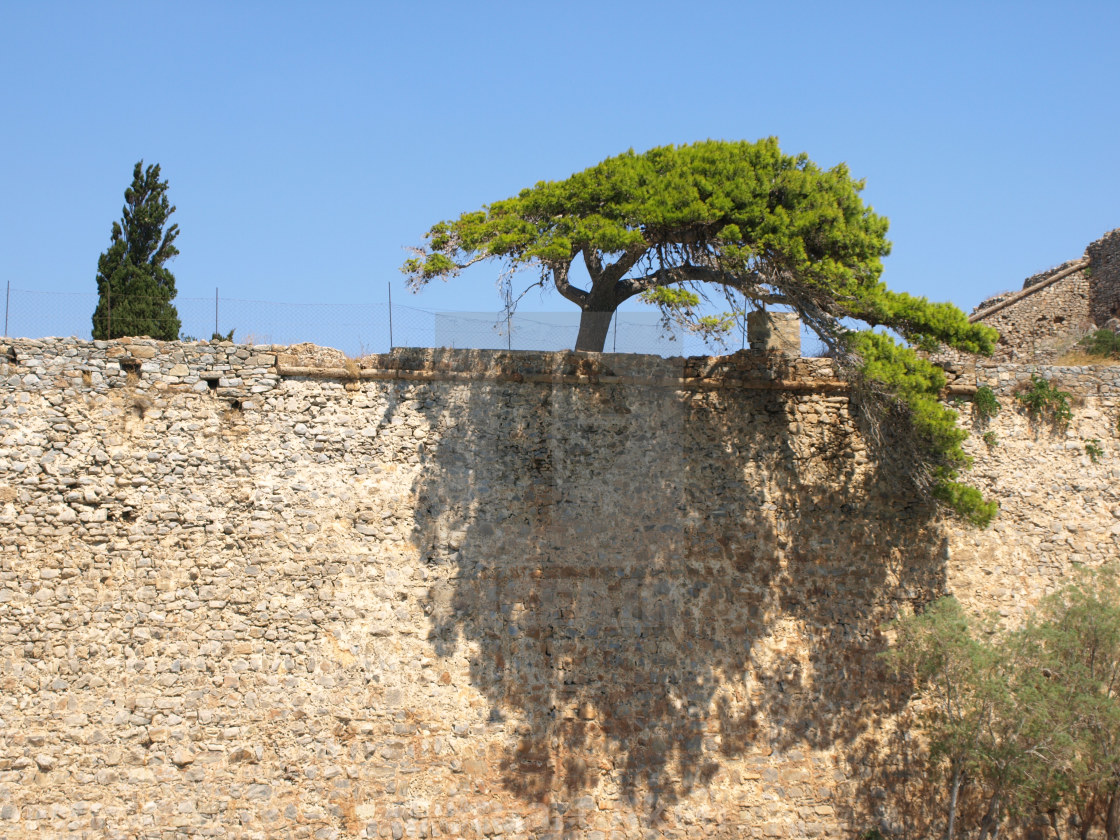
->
[884,570,1120,840]
[1077,329,1120,359]
[972,384,1001,423]
[1015,375,1072,427]
[1085,439,1103,463]
[982,431,998,448]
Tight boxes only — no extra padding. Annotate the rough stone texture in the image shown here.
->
[969,259,1093,363]
[747,311,801,357]
[964,227,1120,363]
[1088,228,1120,328]
[0,338,1118,838]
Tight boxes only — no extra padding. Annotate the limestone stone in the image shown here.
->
[940,227,1120,365]
[0,336,1116,838]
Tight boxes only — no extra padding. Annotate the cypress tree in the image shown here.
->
[92,161,181,340]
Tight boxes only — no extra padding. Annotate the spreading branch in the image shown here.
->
[401,138,1000,525]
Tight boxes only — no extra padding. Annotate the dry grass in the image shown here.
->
[1053,350,1120,366]
[350,353,380,368]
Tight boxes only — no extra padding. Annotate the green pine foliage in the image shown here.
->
[92,161,181,340]
[887,569,1120,839]
[845,331,998,525]
[884,597,1004,840]
[404,139,999,524]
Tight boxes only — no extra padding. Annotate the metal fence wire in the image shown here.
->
[1,286,825,358]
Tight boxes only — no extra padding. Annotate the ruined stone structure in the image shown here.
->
[1,337,1119,838]
[968,227,1120,362]
[1088,229,1120,329]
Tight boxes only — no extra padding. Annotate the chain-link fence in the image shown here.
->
[2,286,827,357]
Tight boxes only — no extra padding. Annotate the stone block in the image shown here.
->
[747,311,801,356]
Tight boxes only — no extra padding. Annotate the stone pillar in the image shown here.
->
[747,311,801,356]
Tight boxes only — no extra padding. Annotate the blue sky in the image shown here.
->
[2,1,1118,348]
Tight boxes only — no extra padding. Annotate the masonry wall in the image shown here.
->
[967,227,1120,363]
[970,259,1093,363]
[1088,228,1120,327]
[0,338,1118,839]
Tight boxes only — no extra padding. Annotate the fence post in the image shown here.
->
[612,313,618,353]
[107,285,111,340]
[741,292,747,350]
[4,281,8,338]
[215,287,219,339]
[506,310,511,351]
[387,282,394,350]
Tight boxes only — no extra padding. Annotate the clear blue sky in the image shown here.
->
[2,1,1118,340]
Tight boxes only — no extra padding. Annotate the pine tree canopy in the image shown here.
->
[92,161,181,341]
[404,139,1000,524]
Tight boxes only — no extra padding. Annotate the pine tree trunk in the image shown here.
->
[946,765,963,840]
[1080,796,1103,840]
[574,309,615,352]
[1048,809,1064,840]
[1079,804,1094,840]
[977,789,1002,840]
[1105,787,1120,840]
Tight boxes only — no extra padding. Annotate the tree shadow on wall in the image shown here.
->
[408,350,948,828]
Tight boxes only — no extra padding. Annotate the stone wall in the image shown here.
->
[966,227,1120,363]
[969,259,1093,363]
[1088,228,1120,327]
[1,338,1119,839]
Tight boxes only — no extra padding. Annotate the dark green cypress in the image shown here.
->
[92,162,181,340]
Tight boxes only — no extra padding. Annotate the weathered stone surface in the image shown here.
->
[748,310,801,356]
[950,226,1120,364]
[0,337,1116,838]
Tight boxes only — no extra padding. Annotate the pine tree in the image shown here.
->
[404,139,1000,524]
[92,161,181,340]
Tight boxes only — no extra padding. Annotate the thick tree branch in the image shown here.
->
[581,245,648,310]
[615,264,790,306]
[602,244,648,286]
[551,263,588,308]
[581,246,603,283]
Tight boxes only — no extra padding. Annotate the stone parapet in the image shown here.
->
[0,336,282,406]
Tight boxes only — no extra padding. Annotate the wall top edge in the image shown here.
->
[2,337,1120,396]
[0,336,838,380]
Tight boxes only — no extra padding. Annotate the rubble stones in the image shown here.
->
[959,227,1120,364]
[0,337,1116,837]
